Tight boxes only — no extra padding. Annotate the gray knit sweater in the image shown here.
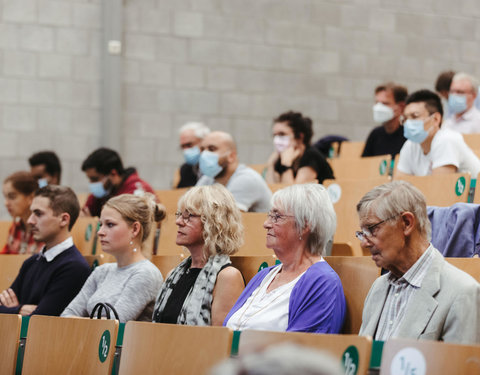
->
[61,259,163,322]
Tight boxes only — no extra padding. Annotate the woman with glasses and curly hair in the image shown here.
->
[224,184,345,333]
[152,184,245,326]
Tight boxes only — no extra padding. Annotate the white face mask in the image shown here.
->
[273,135,291,153]
[372,102,394,124]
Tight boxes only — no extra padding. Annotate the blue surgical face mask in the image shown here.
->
[183,146,201,165]
[448,94,468,114]
[403,119,429,144]
[199,150,223,178]
[37,178,48,188]
[88,181,108,198]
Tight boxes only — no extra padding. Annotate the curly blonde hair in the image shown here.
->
[178,184,244,258]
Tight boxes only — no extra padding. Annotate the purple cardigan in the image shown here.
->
[223,261,346,333]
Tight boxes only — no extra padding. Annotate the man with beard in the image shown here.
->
[80,147,155,217]
[0,185,90,316]
[195,131,272,212]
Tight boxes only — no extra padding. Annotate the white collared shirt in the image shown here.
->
[40,237,74,262]
[443,106,480,134]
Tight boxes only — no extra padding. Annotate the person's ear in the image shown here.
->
[59,212,71,229]
[131,221,141,239]
[401,212,416,236]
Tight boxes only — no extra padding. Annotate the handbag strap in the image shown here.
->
[90,302,112,320]
[104,303,120,320]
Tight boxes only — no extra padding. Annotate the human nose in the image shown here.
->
[97,224,105,237]
[27,213,35,225]
[263,217,272,229]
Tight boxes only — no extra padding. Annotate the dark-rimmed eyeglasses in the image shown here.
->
[175,211,200,223]
[355,215,398,242]
[266,211,295,224]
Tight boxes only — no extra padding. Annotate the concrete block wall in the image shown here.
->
[1,0,480,219]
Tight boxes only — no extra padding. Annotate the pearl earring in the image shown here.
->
[130,240,137,253]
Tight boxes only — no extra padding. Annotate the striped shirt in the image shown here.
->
[375,245,435,341]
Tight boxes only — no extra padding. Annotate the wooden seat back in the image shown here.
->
[338,141,366,159]
[393,173,470,206]
[237,212,270,256]
[446,257,480,282]
[331,242,355,256]
[118,322,233,375]
[230,255,277,284]
[324,256,380,334]
[330,155,391,180]
[0,220,11,249]
[155,188,189,214]
[323,177,390,256]
[22,316,118,375]
[239,330,372,375]
[150,254,187,279]
[0,314,22,375]
[71,217,100,255]
[463,133,480,150]
[380,338,480,374]
[0,254,30,291]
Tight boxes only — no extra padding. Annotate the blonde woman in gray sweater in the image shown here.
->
[62,193,165,322]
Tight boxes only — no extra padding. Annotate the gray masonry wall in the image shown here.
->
[1,0,480,218]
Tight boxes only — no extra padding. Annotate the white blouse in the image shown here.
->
[226,265,305,332]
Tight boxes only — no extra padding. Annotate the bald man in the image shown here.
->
[196,131,272,212]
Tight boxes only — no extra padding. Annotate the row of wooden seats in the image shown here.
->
[3,313,480,375]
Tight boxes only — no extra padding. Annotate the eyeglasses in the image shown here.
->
[175,211,200,223]
[355,215,398,242]
[266,211,295,223]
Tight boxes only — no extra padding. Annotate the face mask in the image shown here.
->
[372,102,394,124]
[403,119,428,144]
[89,181,109,198]
[448,94,467,114]
[183,146,201,165]
[37,178,48,188]
[273,135,291,153]
[199,151,223,178]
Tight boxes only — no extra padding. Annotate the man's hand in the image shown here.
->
[0,288,19,307]
[19,305,37,316]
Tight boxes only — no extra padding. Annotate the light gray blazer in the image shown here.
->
[359,247,480,344]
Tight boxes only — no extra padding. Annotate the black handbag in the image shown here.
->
[89,302,120,320]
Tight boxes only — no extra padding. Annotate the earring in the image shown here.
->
[130,240,137,253]
[299,236,303,240]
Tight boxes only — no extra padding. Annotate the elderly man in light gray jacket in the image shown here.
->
[355,180,479,344]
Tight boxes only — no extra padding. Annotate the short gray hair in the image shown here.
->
[179,122,210,139]
[209,343,343,375]
[356,180,431,240]
[272,184,336,256]
[452,72,479,94]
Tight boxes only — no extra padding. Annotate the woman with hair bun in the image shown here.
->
[152,184,245,326]
[266,111,334,184]
[62,193,165,322]
[2,171,43,254]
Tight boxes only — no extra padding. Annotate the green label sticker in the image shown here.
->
[92,259,99,270]
[85,223,92,241]
[455,176,466,196]
[258,262,269,272]
[275,259,282,265]
[342,345,359,375]
[98,330,111,363]
[379,160,387,175]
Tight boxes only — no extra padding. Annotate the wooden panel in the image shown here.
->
[150,254,187,279]
[230,255,277,284]
[237,212,271,256]
[0,254,30,291]
[463,133,480,150]
[0,314,22,375]
[156,213,184,255]
[71,217,99,255]
[325,256,380,335]
[239,330,372,375]
[22,316,118,375]
[331,242,354,256]
[394,173,470,206]
[330,155,391,180]
[0,220,11,250]
[338,141,366,159]
[119,322,233,375]
[323,177,390,256]
[380,338,480,374]
[155,188,189,214]
[446,257,480,282]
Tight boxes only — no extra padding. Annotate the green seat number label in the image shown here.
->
[455,176,466,196]
[98,330,111,363]
[342,345,359,375]
[85,223,92,241]
[258,262,269,272]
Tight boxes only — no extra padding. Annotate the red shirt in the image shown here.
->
[1,219,43,254]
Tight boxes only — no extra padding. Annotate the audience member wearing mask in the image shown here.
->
[177,122,210,188]
[396,89,480,177]
[434,70,455,118]
[28,151,62,188]
[443,73,480,134]
[195,131,271,212]
[362,83,408,157]
[266,111,334,184]
[80,148,155,217]
[2,172,43,254]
